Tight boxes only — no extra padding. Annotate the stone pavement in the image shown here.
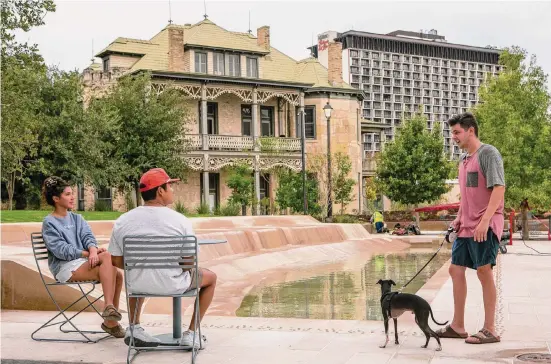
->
[1,240,550,364]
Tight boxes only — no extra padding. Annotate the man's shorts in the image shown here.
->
[451,229,499,270]
[184,268,204,292]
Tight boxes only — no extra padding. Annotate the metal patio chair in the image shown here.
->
[30,232,110,343]
[123,235,202,364]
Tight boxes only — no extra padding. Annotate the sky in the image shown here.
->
[15,0,551,82]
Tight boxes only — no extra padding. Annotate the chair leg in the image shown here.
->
[78,283,104,316]
[59,284,105,334]
[31,284,110,343]
[126,298,141,364]
[192,295,201,364]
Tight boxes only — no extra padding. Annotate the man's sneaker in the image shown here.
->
[179,330,207,349]
[124,325,161,347]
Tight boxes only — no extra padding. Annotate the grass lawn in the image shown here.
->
[0,210,124,223]
[0,210,214,223]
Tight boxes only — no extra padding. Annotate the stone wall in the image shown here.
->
[77,184,128,212]
[173,172,201,211]
[303,95,362,214]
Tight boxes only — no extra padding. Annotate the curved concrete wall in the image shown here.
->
[1,260,104,311]
[1,216,371,263]
[2,216,431,314]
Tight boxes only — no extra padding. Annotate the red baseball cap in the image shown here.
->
[139,168,180,192]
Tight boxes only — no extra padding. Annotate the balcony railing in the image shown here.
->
[362,158,377,172]
[184,134,301,153]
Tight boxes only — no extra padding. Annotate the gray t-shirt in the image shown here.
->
[108,206,194,295]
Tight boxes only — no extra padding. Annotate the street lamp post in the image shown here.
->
[323,102,333,222]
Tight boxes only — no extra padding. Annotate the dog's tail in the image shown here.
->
[429,307,448,326]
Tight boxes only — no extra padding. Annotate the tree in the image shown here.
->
[31,68,121,187]
[275,169,321,215]
[375,113,454,206]
[307,153,329,216]
[1,0,55,209]
[226,164,254,216]
[473,47,551,210]
[363,177,378,214]
[1,0,56,47]
[1,53,44,209]
[89,73,190,203]
[332,152,356,214]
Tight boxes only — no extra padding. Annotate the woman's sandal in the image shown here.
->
[101,304,122,321]
[465,328,501,344]
[436,324,469,339]
[101,323,126,338]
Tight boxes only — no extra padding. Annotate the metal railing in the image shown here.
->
[362,158,377,172]
[184,134,301,153]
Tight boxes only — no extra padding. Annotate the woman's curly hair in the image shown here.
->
[42,176,70,206]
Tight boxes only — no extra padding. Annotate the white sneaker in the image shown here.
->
[179,330,207,349]
[124,325,161,347]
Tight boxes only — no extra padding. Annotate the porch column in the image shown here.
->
[299,92,305,137]
[358,172,363,214]
[201,83,208,151]
[254,156,261,215]
[277,98,284,136]
[252,86,259,151]
[202,155,209,210]
[299,91,307,215]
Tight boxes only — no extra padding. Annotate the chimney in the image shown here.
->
[328,41,343,86]
[257,26,270,50]
[168,26,185,72]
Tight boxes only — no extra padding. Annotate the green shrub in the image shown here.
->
[173,200,189,215]
[196,202,211,215]
[124,190,135,211]
[94,199,112,212]
[333,214,359,224]
[25,185,42,210]
[311,213,325,222]
[220,202,240,216]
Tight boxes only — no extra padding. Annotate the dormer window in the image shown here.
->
[213,53,225,75]
[195,52,207,73]
[227,54,240,77]
[246,57,258,78]
[102,57,110,72]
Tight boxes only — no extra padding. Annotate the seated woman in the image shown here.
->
[41,176,125,338]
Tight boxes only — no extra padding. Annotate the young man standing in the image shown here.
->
[109,168,217,349]
[437,113,505,344]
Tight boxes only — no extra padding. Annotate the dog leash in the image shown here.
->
[397,236,446,293]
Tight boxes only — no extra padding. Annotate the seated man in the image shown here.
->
[108,168,217,349]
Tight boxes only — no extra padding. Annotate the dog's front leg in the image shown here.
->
[380,313,390,348]
[393,318,399,345]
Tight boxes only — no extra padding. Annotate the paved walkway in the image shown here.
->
[1,240,550,364]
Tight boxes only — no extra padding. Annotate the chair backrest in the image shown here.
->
[122,235,198,274]
[31,232,50,278]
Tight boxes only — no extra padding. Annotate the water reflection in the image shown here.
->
[236,245,451,321]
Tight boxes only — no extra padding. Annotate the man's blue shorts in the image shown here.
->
[451,229,499,270]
